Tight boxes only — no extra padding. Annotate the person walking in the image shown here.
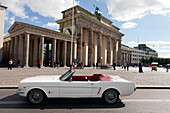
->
[113,62,116,70]
[8,59,13,70]
[124,63,126,70]
[127,64,129,71]
[93,63,95,69]
[139,62,143,73]
[38,60,41,68]
[96,62,98,69]
[166,64,169,72]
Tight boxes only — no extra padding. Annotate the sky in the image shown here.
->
[1,0,170,58]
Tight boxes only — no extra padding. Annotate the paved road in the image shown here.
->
[0,89,170,113]
[0,67,170,86]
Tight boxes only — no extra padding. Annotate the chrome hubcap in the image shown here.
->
[105,90,118,104]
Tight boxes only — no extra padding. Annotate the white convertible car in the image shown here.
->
[17,69,136,104]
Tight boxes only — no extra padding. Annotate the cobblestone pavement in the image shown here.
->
[0,66,169,86]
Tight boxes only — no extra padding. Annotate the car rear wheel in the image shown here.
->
[103,89,119,104]
[28,89,44,104]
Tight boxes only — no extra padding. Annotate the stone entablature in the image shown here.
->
[61,5,116,29]
[8,22,77,41]
[57,13,123,40]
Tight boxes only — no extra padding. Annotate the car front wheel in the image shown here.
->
[28,89,44,104]
[103,89,119,104]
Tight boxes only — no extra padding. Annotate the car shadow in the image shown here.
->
[0,94,125,109]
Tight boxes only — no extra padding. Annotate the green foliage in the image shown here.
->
[141,57,170,66]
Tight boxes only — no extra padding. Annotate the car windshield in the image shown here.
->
[59,70,75,81]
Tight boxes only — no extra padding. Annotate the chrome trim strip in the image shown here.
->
[97,87,101,95]
[16,91,25,94]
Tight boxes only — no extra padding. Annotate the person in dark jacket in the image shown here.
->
[139,62,143,73]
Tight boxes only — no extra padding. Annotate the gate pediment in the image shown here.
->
[8,22,25,33]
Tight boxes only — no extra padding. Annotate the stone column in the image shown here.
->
[115,39,118,64]
[14,36,19,66]
[29,37,33,66]
[39,36,44,67]
[18,35,24,66]
[7,41,10,60]
[63,40,67,66]
[97,32,102,63]
[113,38,116,64]
[88,29,93,66]
[77,26,83,61]
[74,41,77,59]
[10,37,14,59]
[3,42,7,60]
[33,38,38,67]
[52,39,56,67]
[57,40,61,62]
[117,40,122,66]
[24,33,30,67]
[107,37,111,64]
[46,41,49,65]
[110,37,113,65]
[93,32,97,65]
[102,35,107,64]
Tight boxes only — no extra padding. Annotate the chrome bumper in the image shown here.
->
[16,91,25,94]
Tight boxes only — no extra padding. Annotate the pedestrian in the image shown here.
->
[8,59,13,70]
[113,62,116,70]
[96,62,98,69]
[166,64,169,72]
[38,60,41,68]
[124,64,126,70]
[17,59,20,68]
[93,63,95,69]
[54,61,56,68]
[139,62,143,73]
[127,64,129,71]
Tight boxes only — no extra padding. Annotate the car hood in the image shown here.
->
[20,75,60,83]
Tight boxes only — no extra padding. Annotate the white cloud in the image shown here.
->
[43,22,59,31]
[30,16,39,23]
[128,41,170,49]
[121,22,137,29]
[30,16,38,21]
[105,0,170,21]
[128,41,170,58]
[9,16,15,25]
[0,0,79,20]
[1,0,28,19]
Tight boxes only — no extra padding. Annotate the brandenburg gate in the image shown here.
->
[3,5,124,67]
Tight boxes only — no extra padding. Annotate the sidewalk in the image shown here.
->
[0,67,169,88]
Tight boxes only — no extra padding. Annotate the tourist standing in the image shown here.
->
[139,62,143,73]
[96,62,98,69]
[8,59,13,70]
[166,64,169,72]
[93,63,95,69]
[124,64,126,70]
[113,62,116,70]
[127,64,129,71]
[38,60,41,68]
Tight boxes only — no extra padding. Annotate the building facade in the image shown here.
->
[121,44,131,65]
[130,48,146,65]
[3,5,124,67]
[0,3,7,62]
[121,44,158,66]
[134,44,158,58]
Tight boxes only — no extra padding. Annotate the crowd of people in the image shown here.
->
[72,61,84,69]
[7,59,169,73]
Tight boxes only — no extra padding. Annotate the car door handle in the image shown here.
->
[91,83,93,85]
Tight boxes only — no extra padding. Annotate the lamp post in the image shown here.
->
[70,0,74,68]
